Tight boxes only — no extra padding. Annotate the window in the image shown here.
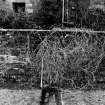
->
[13,2,25,13]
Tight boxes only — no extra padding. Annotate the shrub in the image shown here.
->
[0,9,41,29]
[0,9,13,28]
[34,0,62,29]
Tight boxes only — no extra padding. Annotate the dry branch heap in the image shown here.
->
[34,30,105,90]
[0,29,105,90]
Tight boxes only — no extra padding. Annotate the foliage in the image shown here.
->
[30,0,62,29]
[0,9,41,29]
[0,9,13,29]
[62,0,105,30]
[77,7,105,30]
[86,8,105,30]
[0,0,62,29]
[0,0,105,30]
[0,31,42,89]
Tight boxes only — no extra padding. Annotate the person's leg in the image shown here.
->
[40,86,51,105]
[40,87,62,105]
[40,88,48,105]
[55,89,62,105]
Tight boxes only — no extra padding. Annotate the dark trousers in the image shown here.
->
[40,86,62,105]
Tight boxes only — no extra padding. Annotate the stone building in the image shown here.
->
[0,0,40,13]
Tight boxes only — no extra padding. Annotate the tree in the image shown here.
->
[35,0,62,29]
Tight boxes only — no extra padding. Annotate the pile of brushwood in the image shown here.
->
[34,30,105,90]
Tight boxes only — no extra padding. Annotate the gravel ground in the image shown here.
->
[0,89,105,105]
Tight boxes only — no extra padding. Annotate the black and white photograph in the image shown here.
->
[0,0,105,105]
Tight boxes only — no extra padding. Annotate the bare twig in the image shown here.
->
[40,57,44,88]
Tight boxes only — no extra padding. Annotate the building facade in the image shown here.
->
[0,0,40,13]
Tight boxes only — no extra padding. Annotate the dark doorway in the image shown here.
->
[13,2,25,13]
